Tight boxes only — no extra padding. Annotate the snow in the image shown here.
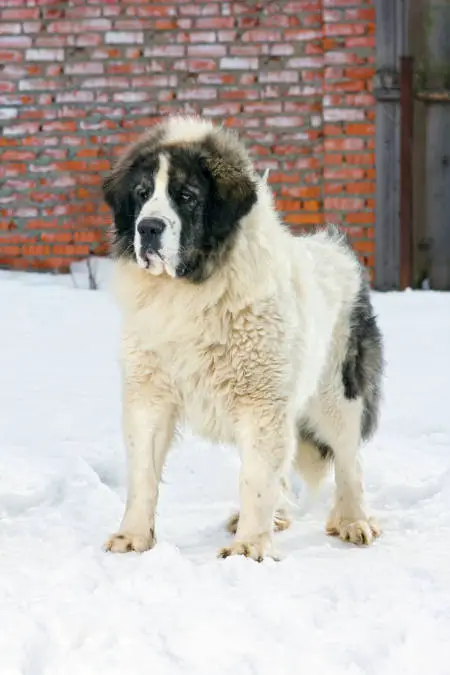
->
[1,268,450,675]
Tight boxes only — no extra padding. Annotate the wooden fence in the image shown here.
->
[375,0,450,290]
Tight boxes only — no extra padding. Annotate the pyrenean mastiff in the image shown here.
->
[102,115,384,561]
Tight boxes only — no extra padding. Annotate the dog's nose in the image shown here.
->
[137,218,166,237]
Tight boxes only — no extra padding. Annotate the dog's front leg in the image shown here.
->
[105,370,177,554]
[219,407,295,562]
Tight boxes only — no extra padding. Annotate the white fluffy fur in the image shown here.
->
[105,119,380,561]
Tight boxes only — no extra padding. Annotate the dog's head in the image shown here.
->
[102,116,258,282]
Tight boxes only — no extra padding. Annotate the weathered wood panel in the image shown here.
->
[425,1,450,289]
[375,102,401,289]
[374,0,403,289]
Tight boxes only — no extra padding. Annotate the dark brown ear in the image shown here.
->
[102,167,119,210]
[201,152,257,231]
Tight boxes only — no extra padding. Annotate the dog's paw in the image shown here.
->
[104,529,155,554]
[226,510,291,535]
[326,515,381,546]
[218,535,279,562]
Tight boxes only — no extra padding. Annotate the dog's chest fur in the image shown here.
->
[118,269,295,444]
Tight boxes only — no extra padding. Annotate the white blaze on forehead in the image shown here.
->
[134,153,182,278]
[136,153,171,224]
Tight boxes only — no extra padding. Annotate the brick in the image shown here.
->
[269,44,295,56]
[197,73,235,85]
[324,23,366,37]
[345,123,375,136]
[346,212,376,225]
[265,116,305,128]
[178,31,216,43]
[241,30,282,42]
[19,79,62,92]
[1,150,35,161]
[346,8,376,22]
[105,32,144,45]
[229,45,267,57]
[345,37,375,49]
[0,22,21,34]
[345,67,374,81]
[281,186,321,198]
[243,102,282,114]
[324,137,365,152]
[285,213,324,226]
[33,36,66,48]
[26,49,64,62]
[324,168,365,180]
[324,197,365,211]
[220,57,258,70]
[1,9,39,19]
[173,59,216,72]
[286,57,323,69]
[324,109,365,122]
[0,108,17,120]
[3,122,40,137]
[284,29,322,41]
[132,75,177,88]
[187,45,226,57]
[127,5,176,17]
[47,20,112,33]
[0,49,23,62]
[41,121,77,133]
[0,36,32,48]
[220,88,258,100]
[194,17,234,29]
[144,45,185,57]
[202,102,242,116]
[65,62,104,75]
[23,22,42,34]
[346,182,375,195]
[177,87,217,100]
[55,91,95,103]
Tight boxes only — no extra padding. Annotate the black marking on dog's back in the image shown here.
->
[342,277,384,440]
[298,423,334,461]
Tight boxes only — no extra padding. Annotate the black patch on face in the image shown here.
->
[102,125,258,281]
[162,141,257,282]
[102,128,164,260]
[342,277,384,440]
[298,423,334,462]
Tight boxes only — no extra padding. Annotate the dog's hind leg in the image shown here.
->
[305,395,380,546]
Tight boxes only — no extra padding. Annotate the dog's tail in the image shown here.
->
[294,428,334,491]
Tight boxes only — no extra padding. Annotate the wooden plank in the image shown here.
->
[425,1,450,289]
[374,0,402,289]
[410,0,428,287]
[375,101,401,289]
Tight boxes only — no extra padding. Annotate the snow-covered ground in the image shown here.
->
[1,268,450,675]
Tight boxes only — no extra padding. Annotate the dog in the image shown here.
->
[102,115,384,561]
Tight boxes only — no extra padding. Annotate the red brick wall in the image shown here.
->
[0,0,376,277]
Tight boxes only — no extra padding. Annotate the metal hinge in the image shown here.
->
[373,67,401,102]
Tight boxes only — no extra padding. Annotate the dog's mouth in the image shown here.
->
[141,248,163,266]
[139,249,176,278]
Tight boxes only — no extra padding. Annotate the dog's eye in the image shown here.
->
[135,184,151,201]
[180,189,196,205]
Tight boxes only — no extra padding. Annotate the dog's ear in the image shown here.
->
[101,161,136,259]
[201,153,257,236]
[102,161,131,213]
